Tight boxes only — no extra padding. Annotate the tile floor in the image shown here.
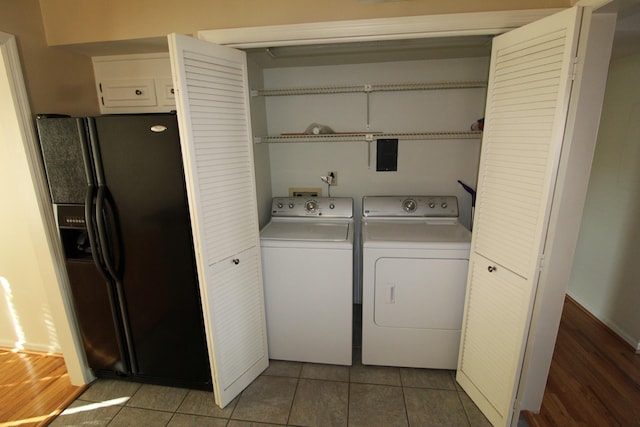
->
[50,352,493,427]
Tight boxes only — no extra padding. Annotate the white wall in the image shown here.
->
[0,39,60,353]
[568,53,640,350]
[263,57,489,229]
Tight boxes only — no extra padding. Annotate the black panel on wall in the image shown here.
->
[376,138,398,172]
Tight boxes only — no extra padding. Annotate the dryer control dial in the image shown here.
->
[402,198,417,212]
[305,200,318,212]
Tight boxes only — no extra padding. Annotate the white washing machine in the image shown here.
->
[260,197,353,365]
[361,196,471,369]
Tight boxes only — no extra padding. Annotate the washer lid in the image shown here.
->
[261,221,351,241]
[362,219,471,248]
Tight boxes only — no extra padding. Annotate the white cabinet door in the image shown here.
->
[168,33,268,408]
[457,7,584,426]
[100,78,157,108]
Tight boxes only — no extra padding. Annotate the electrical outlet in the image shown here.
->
[328,171,338,186]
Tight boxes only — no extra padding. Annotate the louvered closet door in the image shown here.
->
[168,33,268,408]
[457,7,583,427]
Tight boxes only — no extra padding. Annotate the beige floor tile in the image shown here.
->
[404,387,469,426]
[231,375,297,424]
[262,360,302,377]
[167,413,228,426]
[289,379,348,427]
[227,420,287,426]
[49,399,122,426]
[177,389,237,418]
[78,379,141,403]
[349,383,408,427]
[301,363,350,382]
[350,362,402,386]
[108,406,173,427]
[459,392,492,427]
[400,368,456,390]
[125,383,189,412]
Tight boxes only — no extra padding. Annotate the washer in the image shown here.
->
[260,197,353,365]
[361,196,471,369]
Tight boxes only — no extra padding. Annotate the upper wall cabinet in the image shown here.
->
[92,53,175,114]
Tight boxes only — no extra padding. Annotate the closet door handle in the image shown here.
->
[488,266,497,273]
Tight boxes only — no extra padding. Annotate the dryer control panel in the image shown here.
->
[362,196,459,218]
[271,197,353,218]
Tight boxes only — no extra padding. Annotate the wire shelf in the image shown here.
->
[252,81,487,97]
[255,131,482,143]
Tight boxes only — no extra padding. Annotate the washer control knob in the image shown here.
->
[305,200,318,212]
[428,201,436,208]
[441,202,448,209]
[277,202,283,209]
[288,203,294,209]
[402,198,417,213]
[329,203,335,209]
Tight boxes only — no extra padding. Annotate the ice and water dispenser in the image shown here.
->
[57,205,93,260]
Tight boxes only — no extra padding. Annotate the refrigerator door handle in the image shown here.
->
[95,186,124,280]
[95,184,138,374]
[85,185,111,280]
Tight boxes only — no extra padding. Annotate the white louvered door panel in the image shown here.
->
[168,33,268,408]
[457,7,583,427]
[473,13,581,280]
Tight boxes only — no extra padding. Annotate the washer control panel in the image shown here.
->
[271,197,353,218]
[363,196,459,218]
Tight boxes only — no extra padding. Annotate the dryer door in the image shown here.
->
[374,257,468,329]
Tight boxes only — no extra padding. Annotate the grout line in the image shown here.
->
[401,381,410,427]
[285,376,299,426]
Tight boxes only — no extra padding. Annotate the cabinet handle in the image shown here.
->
[170,88,175,94]
[488,266,497,273]
[135,89,142,95]
[232,258,240,265]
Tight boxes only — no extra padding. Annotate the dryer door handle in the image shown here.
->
[385,284,396,304]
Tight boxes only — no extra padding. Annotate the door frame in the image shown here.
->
[198,9,561,48]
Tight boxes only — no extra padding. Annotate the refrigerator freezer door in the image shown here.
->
[36,117,92,204]
[91,113,211,388]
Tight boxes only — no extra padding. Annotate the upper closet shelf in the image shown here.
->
[254,131,482,144]
[251,81,487,97]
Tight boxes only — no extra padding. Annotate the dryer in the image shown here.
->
[361,196,471,369]
[260,197,353,365]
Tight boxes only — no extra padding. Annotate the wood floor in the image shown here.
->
[524,296,640,427]
[0,349,85,427]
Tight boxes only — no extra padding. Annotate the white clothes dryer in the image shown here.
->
[260,197,354,365]
[361,196,471,369]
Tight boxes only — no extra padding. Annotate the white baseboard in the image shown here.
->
[0,339,61,354]
[566,292,640,351]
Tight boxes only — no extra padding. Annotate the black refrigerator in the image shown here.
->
[36,113,212,390]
